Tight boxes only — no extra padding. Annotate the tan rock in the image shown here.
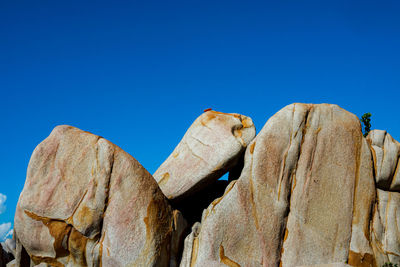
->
[153,110,256,201]
[367,130,400,191]
[371,189,400,266]
[180,104,372,267]
[5,259,16,267]
[14,125,185,266]
[348,138,376,267]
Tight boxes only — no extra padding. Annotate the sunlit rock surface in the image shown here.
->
[367,130,400,191]
[14,125,186,267]
[180,104,383,267]
[11,104,400,267]
[153,110,256,201]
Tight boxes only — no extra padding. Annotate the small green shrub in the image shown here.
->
[360,112,372,137]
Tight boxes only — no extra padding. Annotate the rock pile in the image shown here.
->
[3,105,400,267]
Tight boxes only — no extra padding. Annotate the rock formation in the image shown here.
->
[367,130,400,265]
[10,104,400,267]
[180,104,398,267]
[13,125,186,267]
[153,110,256,201]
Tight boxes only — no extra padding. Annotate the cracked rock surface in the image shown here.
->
[14,125,186,267]
[10,105,400,267]
[180,104,387,267]
[153,110,256,201]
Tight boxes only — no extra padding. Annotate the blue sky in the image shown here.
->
[0,0,399,241]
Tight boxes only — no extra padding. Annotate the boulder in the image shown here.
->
[180,104,376,267]
[371,189,400,266]
[153,110,256,201]
[347,138,376,267]
[14,125,186,267]
[367,130,400,191]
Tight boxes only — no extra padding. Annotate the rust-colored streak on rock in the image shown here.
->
[31,255,65,267]
[279,229,289,267]
[190,237,199,267]
[141,196,173,264]
[203,108,212,112]
[249,177,259,230]
[211,180,237,212]
[219,244,241,267]
[348,251,376,267]
[158,172,170,187]
[250,142,256,154]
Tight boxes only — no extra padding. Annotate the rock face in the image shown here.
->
[14,125,186,267]
[153,110,256,201]
[368,130,400,191]
[367,130,400,266]
[11,104,400,267]
[180,104,382,267]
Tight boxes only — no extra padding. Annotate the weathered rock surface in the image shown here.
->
[14,125,186,267]
[367,130,400,191]
[180,104,381,267]
[371,189,400,266]
[153,110,256,201]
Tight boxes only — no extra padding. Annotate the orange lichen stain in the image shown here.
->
[241,117,253,128]
[203,108,212,112]
[200,110,242,126]
[158,172,170,186]
[219,244,241,267]
[200,112,217,126]
[74,206,97,230]
[190,237,199,267]
[315,127,321,135]
[249,142,256,154]
[348,251,376,267]
[107,247,110,257]
[172,151,179,158]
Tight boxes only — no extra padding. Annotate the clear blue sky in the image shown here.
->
[1,0,399,241]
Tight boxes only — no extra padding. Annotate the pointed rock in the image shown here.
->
[154,110,256,201]
[14,125,186,266]
[180,104,375,266]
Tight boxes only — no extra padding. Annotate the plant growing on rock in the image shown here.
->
[360,112,372,137]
